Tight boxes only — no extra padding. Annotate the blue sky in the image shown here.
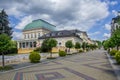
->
[0,0,120,41]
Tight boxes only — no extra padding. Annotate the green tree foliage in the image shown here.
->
[0,34,11,52]
[65,40,73,52]
[41,38,57,57]
[82,42,87,50]
[0,9,12,38]
[88,44,97,50]
[103,39,115,51]
[95,40,102,49]
[7,41,18,54]
[75,42,81,52]
[0,34,11,67]
[111,27,120,50]
[41,39,50,52]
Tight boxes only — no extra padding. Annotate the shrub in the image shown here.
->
[110,49,118,56]
[86,48,89,51]
[34,47,41,52]
[29,51,41,63]
[59,51,66,57]
[79,50,83,53]
[115,51,120,64]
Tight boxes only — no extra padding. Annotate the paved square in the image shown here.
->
[0,50,117,80]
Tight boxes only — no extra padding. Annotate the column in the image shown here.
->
[32,41,34,48]
[28,42,30,48]
[17,42,19,49]
[25,42,27,48]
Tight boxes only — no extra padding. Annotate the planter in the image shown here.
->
[40,53,48,58]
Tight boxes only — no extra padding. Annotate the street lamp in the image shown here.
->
[0,22,5,67]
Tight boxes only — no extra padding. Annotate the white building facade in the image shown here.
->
[17,19,92,53]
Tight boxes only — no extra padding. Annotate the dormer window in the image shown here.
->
[51,33,56,36]
[59,42,61,46]
[58,32,63,36]
[46,34,50,37]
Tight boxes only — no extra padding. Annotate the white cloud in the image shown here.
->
[0,0,110,40]
[104,23,111,31]
[112,10,118,16]
[12,31,23,40]
[88,31,101,36]
[110,1,118,5]
[0,0,109,31]
[103,33,110,38]
[15,15,33,30]
[15,14,55,30]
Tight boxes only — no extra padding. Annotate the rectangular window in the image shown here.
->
[38,33,40,37]
[26,34,28,39]
[31,33,33,38]
[24,34,26,39]
[34,33,36,38]
[28,34,29,39]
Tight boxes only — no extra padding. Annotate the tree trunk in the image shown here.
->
[108,48,110,53]
[50,50,52,58]
[117,45,119,51]
[69,48,70,53]
[2,52,5,67]
[77,49,79,53]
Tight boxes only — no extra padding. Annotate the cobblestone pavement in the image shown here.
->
[0,49,117,80]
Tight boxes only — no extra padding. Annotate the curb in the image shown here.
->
[105,52,120,80]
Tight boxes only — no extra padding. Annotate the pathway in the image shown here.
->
[0,49,117,80]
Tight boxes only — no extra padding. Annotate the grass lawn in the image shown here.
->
[0,65,13,71]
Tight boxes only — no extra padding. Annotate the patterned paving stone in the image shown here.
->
[35,72,65,80]
[0,50,117,80]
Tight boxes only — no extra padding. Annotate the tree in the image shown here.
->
[0,9,12,38]
[65,40,73,52]
[48,38,57,57]
[41,38,57,57]
[111,27,120,50]
[82,42,87,51]
[103,39,115,52]
[75,42,81,52]
[7,41,18,54]
[95,40,102,49]
[41,39,51,52]
[0,34,11,67]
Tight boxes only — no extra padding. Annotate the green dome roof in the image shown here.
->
[23,19,56,31]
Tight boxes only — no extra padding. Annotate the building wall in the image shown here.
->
[22,28,50,40]
[37,36,83,52]
[38,37,83,47]
[17,28,51,53]
[17,29,90,53]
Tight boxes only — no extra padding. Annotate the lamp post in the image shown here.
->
[0,22,5,67]
[2,24,5,67]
